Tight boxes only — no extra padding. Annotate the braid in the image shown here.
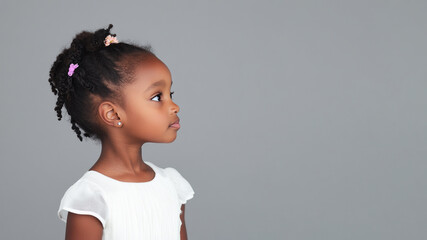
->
[70,117,83,142]
[48,24,154,142]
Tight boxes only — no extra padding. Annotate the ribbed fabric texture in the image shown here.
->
[57,161,195,240]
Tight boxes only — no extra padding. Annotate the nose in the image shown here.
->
[170,101,180,114]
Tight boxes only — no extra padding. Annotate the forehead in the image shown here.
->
[132,56,172,87]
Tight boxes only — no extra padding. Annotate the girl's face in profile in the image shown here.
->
[120,55,180,143]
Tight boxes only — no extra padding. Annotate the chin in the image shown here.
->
[166,136,177,143]
[165,133,178,143]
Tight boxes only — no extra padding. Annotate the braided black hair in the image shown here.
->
[48,24,154,142]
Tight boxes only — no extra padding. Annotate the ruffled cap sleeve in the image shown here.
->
[57,180,108,228]
[164,167,195,204]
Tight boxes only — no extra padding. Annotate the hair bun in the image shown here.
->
[71,24,115,56]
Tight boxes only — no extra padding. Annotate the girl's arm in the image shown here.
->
[180,204,188,240]
[65,212,103,240]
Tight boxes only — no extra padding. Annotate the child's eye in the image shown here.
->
[151,91,174,102]
[151,94,161,102]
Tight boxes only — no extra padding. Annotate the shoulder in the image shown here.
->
[147,162,195,204]
[58,176,109,228]
[63,172,108,199]
[147,161,190,183]
[64,178,106,198]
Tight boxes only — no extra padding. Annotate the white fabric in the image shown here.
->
[57,161,195,240]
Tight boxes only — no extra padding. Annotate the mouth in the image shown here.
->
[169,118,180,128]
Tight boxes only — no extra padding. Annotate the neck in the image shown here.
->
[92,136,147,174]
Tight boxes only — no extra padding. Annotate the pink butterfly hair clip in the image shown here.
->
[104,34,119,46]
[68,63,79,77]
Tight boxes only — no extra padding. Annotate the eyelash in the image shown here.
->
[151,91,174,102]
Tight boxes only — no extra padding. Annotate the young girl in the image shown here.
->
[49,24,195,240]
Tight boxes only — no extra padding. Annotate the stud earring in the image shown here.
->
[117,121,122,126]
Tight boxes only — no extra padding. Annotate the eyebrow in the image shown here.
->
[145,80,173,92]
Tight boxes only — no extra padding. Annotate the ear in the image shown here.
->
[98,101,123,127]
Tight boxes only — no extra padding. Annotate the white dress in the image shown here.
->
[57,161,195,240]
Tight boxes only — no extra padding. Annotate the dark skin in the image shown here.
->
[65,55,189,240]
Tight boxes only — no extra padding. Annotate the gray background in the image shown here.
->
[1,0,426,239]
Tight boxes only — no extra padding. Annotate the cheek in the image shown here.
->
[124,103,149,125]
[126,105,165,129]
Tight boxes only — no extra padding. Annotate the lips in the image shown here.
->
[169,118,180,128]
